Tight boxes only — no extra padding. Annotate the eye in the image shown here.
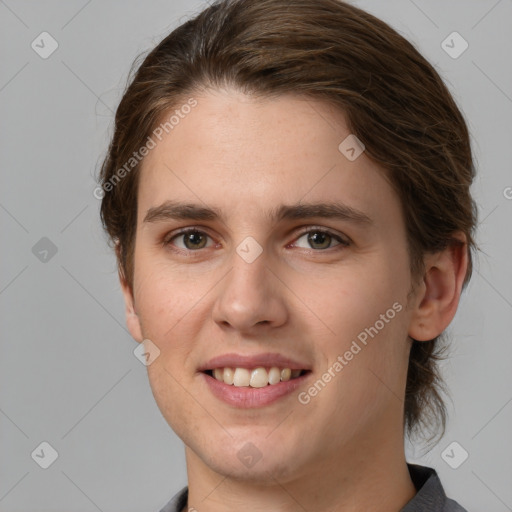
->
[292,228,350,250]
[164,228,215,251]
[162,226,350,254]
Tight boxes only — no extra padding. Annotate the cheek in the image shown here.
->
[132,259,222,400]
[308,252,411,404]
[133,256,195,334]
[310,256,408,343]
[145,358,200,444]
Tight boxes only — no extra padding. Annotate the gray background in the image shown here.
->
[1,0,511,510]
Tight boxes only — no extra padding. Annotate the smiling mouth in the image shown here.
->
[203,367,310,388]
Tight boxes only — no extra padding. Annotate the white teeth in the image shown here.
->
[223,367,234,385]
[210,366,304,387]
[250,367,268,388]
[268,367,281,385]
[233,368,250,387]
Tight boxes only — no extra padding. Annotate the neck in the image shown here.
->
[182,416,417,512]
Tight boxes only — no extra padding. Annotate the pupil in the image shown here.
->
[186,232,205,249]
[309,232,330,249]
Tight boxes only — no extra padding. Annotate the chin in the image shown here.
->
[213,455,299,484]
[198,436,305,484]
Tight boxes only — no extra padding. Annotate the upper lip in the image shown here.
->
[198,352,311,371]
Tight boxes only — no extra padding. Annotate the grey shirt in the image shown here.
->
[158,463,468,512]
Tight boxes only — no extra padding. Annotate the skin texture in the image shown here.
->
[119,87,468,511]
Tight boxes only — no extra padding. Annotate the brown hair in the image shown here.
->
[98,0,477,445]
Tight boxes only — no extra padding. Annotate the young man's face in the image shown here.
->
[122,87,419,482]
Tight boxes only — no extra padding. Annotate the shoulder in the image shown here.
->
[158,486,188,512]
[402,463,469,512]
[444,497,468,511]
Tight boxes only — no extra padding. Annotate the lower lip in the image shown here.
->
[201,372,310,408]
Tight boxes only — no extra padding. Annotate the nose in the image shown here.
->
[211,247,289,334]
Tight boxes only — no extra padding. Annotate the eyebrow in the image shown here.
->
[143,200,373,226]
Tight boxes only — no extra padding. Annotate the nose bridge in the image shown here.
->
[212,239,287,330]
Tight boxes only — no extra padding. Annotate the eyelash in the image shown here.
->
[162,226,351,255]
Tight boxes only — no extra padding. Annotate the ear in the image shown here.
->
[408,232,468,341]
[116,243,144,343]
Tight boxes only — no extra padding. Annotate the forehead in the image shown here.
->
[136,88,401,229]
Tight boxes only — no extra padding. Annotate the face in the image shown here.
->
[121,87,419,483]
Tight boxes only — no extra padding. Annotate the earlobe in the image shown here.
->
[118,265,144,343]
[408,233,468,342]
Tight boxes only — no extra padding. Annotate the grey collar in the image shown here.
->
[159,463,467,512]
